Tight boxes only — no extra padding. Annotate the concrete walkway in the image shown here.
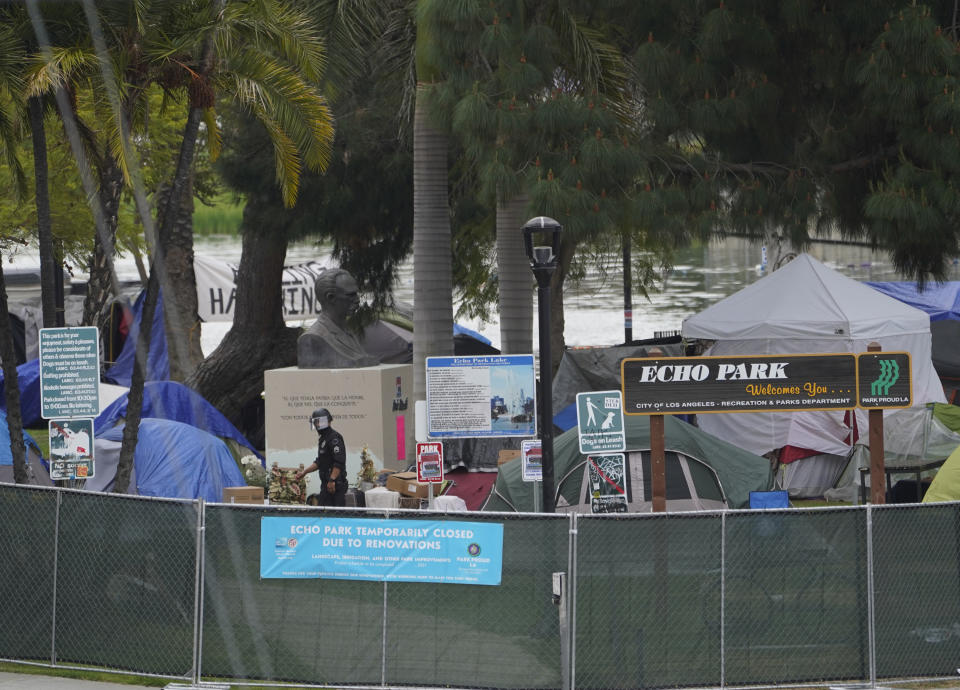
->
[0,671,159,689]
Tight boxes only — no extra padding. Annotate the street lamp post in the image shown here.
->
[523,216,562,513]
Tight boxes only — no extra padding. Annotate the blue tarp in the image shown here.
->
[98,418,245,502]
[104,288,170,387]
[0,409,42,466]
[95,380,261,459]
[867,281,960,321]
[868,281,960,379]
[0,359,42,427]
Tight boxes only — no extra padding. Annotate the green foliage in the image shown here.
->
[621,0,960,281]
[192,192,243,236]
[0,111,94,263]
[216,0,412,315]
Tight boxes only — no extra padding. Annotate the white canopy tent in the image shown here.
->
[681,253,946,470]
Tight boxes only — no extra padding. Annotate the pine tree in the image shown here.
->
[624,0,960,283]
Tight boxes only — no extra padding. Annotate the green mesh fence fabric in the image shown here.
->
[201,506,566,688]
[53,491,198,676]
[5,485,960,689]
[873,503,960,679]
[0,485,57,662]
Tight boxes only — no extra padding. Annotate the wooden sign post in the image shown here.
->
[650,414,666,513]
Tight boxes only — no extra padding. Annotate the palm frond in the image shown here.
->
[227,48,333,172]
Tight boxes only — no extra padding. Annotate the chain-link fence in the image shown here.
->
[3,484,960,689]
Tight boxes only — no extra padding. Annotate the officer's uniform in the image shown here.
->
[316,426,348,506]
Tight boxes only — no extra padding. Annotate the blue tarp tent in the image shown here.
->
[90,418,244,501]
[94,380,261,459]
[104,289,169,387]
[0,409,50,484]
[868,281,960,380]
[867,281,960,322]
[0,359,42,427]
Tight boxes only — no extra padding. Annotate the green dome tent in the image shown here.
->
[484,415,773,512]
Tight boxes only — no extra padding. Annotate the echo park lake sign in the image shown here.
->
[622,353,912,415]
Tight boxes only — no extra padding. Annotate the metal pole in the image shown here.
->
[866,504,877,687]
[537,277,556,513]
[623,234,632,344]
[50,489,61,666]
[568,513,578,690]
[191,498,205,685]
[719,510,727,689]
[381,580,389,686]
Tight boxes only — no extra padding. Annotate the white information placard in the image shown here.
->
[425,355,536,438]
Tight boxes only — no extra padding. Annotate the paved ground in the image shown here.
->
[0,671,156,689]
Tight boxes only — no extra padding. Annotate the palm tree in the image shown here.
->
[411,1,455,401]
[0,21,29,483]
[116,0,335,491]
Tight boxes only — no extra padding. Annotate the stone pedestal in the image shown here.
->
[264,364,414,496]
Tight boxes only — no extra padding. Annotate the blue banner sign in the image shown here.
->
[260,517,504,585]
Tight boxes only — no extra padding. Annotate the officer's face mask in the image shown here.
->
[313,417,329,431]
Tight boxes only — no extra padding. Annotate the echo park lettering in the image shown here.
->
[637,362,788,383]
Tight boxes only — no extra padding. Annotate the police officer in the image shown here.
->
[294,408,348,506]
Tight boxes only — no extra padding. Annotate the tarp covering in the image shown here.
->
[0,410,50,485]
[552,344,684,415]
[90,418,244,501]
[923,441,960,503]
[681,254,946,458]
[484,414,772,512]
[103,288,169,387]
[94,380,261,459]
[868,281,960,379]
[0,359,42,427]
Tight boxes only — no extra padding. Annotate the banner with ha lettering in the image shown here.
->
[194,255,329,322]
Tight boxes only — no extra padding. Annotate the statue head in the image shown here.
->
[315,269,360,327]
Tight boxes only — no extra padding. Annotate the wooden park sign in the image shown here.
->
[622,353,857,415]
[621,350,912,510]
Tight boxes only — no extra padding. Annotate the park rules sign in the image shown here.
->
[622,354,857,415]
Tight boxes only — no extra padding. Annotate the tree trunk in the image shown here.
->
[29,96,57,328]
[82,157,122,329]
[113,265,159,494]
[115,47,212,489]
[157,175,204,381]
[0,254,28,483]
[412,85,454,401]
[188,198,298,424]
[496,194,532,354]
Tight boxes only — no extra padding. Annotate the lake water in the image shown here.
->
[11,234,959,355]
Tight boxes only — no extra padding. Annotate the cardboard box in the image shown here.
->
[386,471,430,499]
[398,496,422,510]
[498,449,521,466]
[223,486,265,504]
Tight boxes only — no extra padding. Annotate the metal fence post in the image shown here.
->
[192,498,205,685]
[720,509,727,689]
[381,580,389,687]
[50,488,62,667]
[567,512,578,690]
[866,504,877,687]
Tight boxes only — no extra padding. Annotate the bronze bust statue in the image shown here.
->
[297,269,379,369]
